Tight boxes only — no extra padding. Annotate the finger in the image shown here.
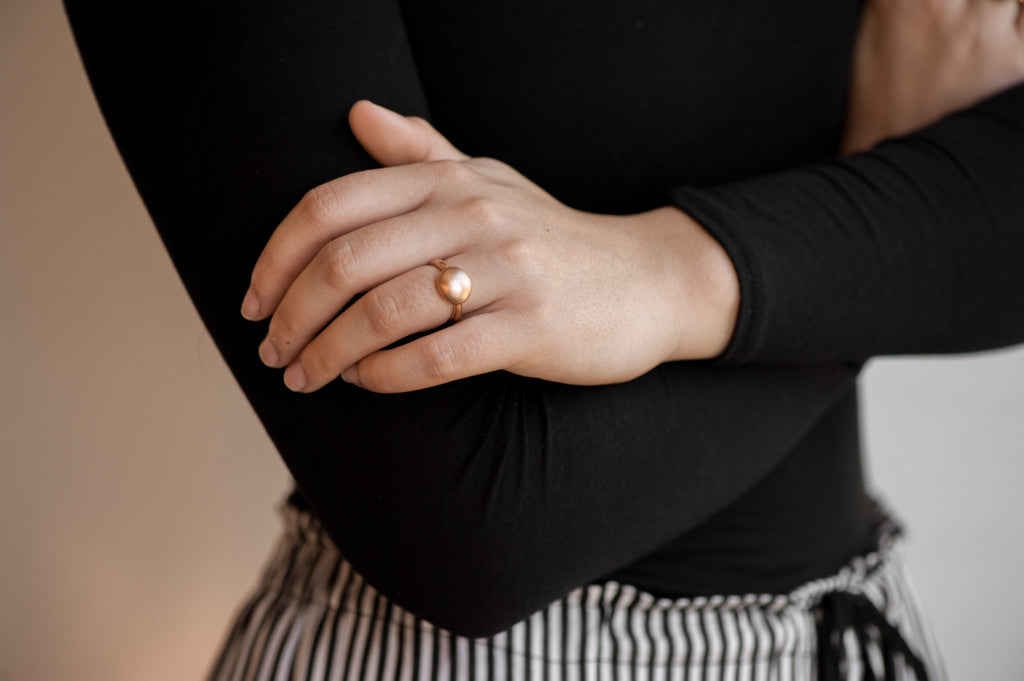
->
[349,99,469,165]
[258,203,484,367]
[244,159,480,321]
[340,309,526,393]
[282,256,497,392]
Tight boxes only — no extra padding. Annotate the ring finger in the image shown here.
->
[282,255,497,392]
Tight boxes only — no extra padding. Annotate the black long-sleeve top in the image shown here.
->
[63,0,1024,638]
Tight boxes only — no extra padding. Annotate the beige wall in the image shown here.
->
[2,2,1023,680]
[1,3,289,681]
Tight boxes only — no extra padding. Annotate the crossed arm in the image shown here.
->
[64,0,1024,637]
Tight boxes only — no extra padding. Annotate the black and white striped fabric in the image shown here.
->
[207,500,946,681]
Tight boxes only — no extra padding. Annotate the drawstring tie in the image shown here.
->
[815,591,929,681]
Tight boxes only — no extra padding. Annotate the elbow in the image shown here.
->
[289,375,559,638]
[378,539,561,639]
[407,586,532,640]
[325,503,563,639]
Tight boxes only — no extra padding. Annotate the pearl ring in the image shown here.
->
[430,258,472,322]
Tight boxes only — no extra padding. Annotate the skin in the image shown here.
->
[842,0,1024,155]
[245,0,1024,394]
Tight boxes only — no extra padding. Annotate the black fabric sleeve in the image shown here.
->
[62,0,859,637]
[671,85,1024,364]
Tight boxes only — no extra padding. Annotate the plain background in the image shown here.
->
[2,2,1022,679]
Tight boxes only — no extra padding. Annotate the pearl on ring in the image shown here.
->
[430,258,472,321]
[437,267,472,305]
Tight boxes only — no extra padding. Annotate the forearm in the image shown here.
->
[286,364,857,637]
[671,84,1024,364]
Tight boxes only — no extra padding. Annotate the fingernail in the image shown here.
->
[284,363,307,392]
[341,365,359,385]
[241,287,260,320]
[258,338,279,367]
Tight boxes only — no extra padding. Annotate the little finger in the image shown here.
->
[341,310,527,393]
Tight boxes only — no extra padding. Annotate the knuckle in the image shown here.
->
[460,195,504,228]
[474,155,503,168]
[472,156,512,176]
[498,237,536,271]
[298,183,340,227]
[362,288,404,337]
[531,297,559,328]
[318,238,358,289]
[422,336,459,380]
[407,116,434,133]
[431,158,474,185]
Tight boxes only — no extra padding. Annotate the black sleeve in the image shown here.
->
[62,0,859,637]
[671,84,1024,364]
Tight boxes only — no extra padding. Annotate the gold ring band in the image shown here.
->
[429,258,472,322]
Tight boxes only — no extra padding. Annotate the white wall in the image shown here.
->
[2,2,1021,679]
[862,355,1024,680]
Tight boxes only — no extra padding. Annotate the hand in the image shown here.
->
[842,0,1024,155]
[241,101,739,393]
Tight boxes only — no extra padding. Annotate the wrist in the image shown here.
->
[635,206,740,362]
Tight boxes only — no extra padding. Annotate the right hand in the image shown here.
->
[842,0,1024,155]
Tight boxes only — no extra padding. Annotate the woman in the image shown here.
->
[63,0,1024,678]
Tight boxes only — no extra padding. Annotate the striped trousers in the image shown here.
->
[206,499,946,681]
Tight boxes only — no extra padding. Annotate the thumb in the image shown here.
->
[349,100,468,166]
